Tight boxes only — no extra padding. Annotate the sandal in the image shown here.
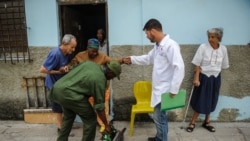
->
[202,121,215,132]
[186,123,195,132]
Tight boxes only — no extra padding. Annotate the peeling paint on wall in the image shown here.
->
[211,96,250,121]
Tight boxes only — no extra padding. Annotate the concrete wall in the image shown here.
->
[1,0,248,121]
[0,45,249,122]
[111,45,250,122]
[0,47,50,119]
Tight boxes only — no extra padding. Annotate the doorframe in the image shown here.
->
[57,0,109,51]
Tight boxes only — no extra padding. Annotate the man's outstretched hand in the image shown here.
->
[122,56,132,64]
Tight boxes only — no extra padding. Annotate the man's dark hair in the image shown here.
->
[143,19,162,31]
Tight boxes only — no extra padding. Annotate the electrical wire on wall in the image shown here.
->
[141,0,146,80]
[106,0,115,122]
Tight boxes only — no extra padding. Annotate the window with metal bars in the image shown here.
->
[0,0,31,64]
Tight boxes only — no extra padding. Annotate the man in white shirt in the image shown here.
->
[124,18,185,141]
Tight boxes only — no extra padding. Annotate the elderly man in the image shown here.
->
[39,34,77,133]
[49,60,121,141]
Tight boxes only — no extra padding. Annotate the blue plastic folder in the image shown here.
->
[161,89,186,111]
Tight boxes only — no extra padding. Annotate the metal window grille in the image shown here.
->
[0,0,31,64]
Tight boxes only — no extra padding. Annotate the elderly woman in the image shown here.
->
[186,28,229,132]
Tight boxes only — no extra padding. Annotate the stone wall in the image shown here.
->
[0,45,249,121]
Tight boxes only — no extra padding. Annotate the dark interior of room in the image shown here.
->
[59,3,106,57]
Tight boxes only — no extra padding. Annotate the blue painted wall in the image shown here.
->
[108,0,250,46]
[24,0,250,46]
[206,96,250,120]
[25,0,59,46]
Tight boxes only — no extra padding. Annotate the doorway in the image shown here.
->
[58,2,107,57]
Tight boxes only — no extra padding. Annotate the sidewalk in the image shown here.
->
[0,120,249,141]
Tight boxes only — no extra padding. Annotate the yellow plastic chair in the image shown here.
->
[129,81,154,136]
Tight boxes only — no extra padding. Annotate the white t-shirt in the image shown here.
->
[192,43,229,77]
[98,39,108,55]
